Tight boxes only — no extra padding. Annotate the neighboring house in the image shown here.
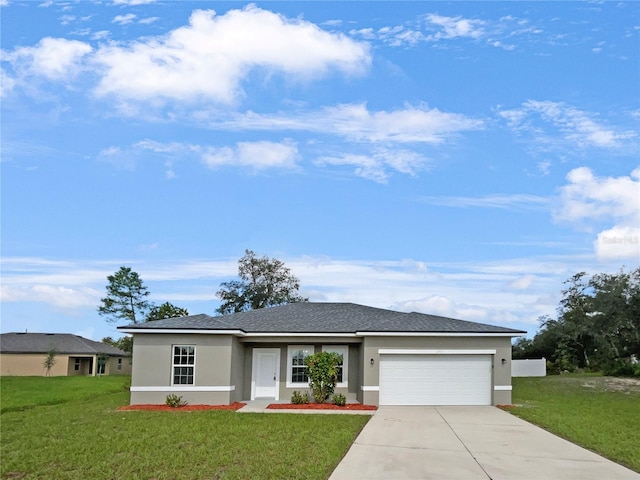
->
[119,302,525,406]
[0,332,131,377]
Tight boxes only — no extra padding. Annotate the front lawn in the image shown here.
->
[1,376,369,480]
[0,375,129,413]
[510,375,640,473]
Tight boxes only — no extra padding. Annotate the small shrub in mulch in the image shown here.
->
[118,402,246,411]
[267,403,377,411]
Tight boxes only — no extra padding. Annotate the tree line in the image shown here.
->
[99,250,306,352]
[513,268,640,376]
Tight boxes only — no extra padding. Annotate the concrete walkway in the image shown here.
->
[329,406,640,480]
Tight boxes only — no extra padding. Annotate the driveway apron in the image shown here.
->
[329,406,640,480]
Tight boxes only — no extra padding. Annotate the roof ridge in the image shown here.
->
[73,334,102,353]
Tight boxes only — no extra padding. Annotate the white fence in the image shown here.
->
[512,358,546,377]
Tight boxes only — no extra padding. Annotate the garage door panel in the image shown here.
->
[379,354,491,406]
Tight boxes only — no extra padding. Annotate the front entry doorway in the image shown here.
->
[251,348,280,400]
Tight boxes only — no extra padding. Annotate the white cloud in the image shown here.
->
[424,14,485,40]
[595,226,640,261]
[317,148,429,183]
[112,0,156,4]
[555,166,640,261]
[418,193,549,211]
[323,103,482,143]
[555,167,640,223]
[202,140,299,171]
[5,37,92,81]
[0,284,100,310]
[104,138,300,172]
[499,100,637,149]
[139,16,159,25]
[0,67,15,97]
[219,103,483,144]
[0,252,626,334]
[93,6,370,105]
[392,296,490,322]
[112,13,136,25]
[537,160,551,176]
[351,13,526,49]
[507,275,536,290]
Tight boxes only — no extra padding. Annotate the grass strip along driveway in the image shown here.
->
[1,376,369,480]
[510,375,640,473]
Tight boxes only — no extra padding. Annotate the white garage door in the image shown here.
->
[379,354,492,405]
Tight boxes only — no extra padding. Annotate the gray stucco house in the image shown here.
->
[118,302,525,406]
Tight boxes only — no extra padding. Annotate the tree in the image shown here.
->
[102,336,133,354]
[146,302,189,321]
[98,267,151,324]
[216,249,307,315]
[516,268,640,375]
[43,348,57,376]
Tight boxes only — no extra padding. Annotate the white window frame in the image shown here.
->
[286,345,314,388]
[322,345,348,388]
[172,345,196,386]
[117,358,122,371]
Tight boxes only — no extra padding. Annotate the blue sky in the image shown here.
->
[1,1,639,342]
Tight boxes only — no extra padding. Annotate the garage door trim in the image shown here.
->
[379,352,493,406]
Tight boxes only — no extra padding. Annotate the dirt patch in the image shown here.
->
[118,402,246,411]
[267,403,377,411]
[580,376,640,394]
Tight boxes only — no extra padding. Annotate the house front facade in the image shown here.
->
[119,303,525,406]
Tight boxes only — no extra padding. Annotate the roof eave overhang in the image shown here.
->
[357,331,525,337]
[117,328,246,335]
[117,328,524,337]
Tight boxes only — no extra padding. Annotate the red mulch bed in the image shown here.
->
[118,402,246,411]
[267,403,377,411]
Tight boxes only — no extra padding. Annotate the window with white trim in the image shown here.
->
[322,345,348,388]
[287,345,314,387]
[117,358,122,371]
[172,345,195,385]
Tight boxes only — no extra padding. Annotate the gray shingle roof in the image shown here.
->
[119,302,525,335]
[0,333,129,356]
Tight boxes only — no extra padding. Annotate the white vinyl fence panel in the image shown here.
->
[512,358,546,377]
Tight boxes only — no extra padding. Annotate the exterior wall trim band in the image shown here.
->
[131,386,235,392]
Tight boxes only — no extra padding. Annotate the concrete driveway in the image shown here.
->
[329,406,640,480]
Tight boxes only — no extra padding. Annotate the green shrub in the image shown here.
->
[165,394,187,408]
[333,393,346,406]
[603,360,640,378]
[291,390,310,405]
[305,351,343,403]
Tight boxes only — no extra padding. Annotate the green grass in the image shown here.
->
[510,375,640,473]
[1,376,369,480]
[0,376,130,413]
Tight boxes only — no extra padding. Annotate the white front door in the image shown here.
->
[252,348,280,400]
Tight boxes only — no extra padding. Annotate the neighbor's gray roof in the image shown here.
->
[119,302,525,335]
[0,333,129,356]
